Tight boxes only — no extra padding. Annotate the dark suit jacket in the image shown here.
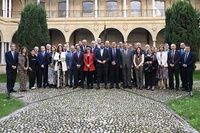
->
[95,48,110,67]
[181,52,195,72]
[167,50,180,69]
[37,52,48,68]
[109,48,121,65]
[5,51,19,72]
[80,45,88,53]
[72,51,84,68]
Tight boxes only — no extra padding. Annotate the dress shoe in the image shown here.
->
[43,85,46,88]
[38,86,42,88]
[105,86,108,89]
[11,90,17,93]
[123,85,127,89]
[87,86,90,89]
[6,93,10,100]
[96,86,100,90]
[116,86,120,89]
[128,86,132,89]
[73,86,77,89]
[21,90,27,92]
[69,85,73,88]
[109,86,113,89]
[90,86,93,89]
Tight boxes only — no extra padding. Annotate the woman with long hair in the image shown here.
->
[54,45,67,88]
[18,46,29,91]
[133,47,144,89]
[156,44,168,89]
[47,45,57,88]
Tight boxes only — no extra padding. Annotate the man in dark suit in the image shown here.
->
[178,42,186,88]
[109,42,121,89]
[167,44,180,90]
[95,42,110,89]
[181,45,195,96]
[80,39,88,53]
[91,41,99,83]
[67,46,76,88]
[121,43,134,89]
[37,46,48,88]
[73,45,84,89]
[5,43,18,99]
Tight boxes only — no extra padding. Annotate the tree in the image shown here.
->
[164,0,200,60]
[17,3,50,50]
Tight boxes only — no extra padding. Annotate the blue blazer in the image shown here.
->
[5,51,19,72]
[109,48,121,65]
[181,52,195,72]
[37,52,48,67]
[95,48,110,67]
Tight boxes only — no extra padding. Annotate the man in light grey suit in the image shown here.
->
[120,43,134,89]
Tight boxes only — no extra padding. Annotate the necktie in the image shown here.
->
[171,50,174,63]
[184,53,188,63]
[12,51,15,59]
[78,52,80,58]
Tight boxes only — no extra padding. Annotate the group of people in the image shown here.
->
[5,38,195,99]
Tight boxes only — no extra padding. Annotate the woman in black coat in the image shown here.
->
[144,48,158,91]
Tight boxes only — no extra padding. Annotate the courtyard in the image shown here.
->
[0,82,199,133]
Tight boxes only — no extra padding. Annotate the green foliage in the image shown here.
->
[164,0,200,60]
[17,3,50,50]
[166,91,200,132]
[0,93,25,118]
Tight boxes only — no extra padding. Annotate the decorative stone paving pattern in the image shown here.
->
[0,89,197,133]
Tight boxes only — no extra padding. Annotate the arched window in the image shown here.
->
[155,0,165,16]
[130,0,141,16]
[106,1,118,17]
[82,1,93,12]
[58,1,66,17]
[82,1,93,17]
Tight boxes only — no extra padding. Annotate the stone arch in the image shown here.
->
[49,28,66,45]
[98,28,124,43]
[156,28,165,46]
[97,25,125,42]
[127,27,153,48]
[69,28,95,46]
[48,25,67,42]
[67,25,96,43]
[126,25,154,41]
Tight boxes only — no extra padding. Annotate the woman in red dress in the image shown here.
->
[83,47,95,89]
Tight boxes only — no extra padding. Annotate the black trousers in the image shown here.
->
[86,71,94,86]
[168,67,179,89]
[182,69,193,92]
[74,67,83,87]
[29,70,36,89]
[65,71,68,85]
[119,68,123,82]
[69,69,74,86]
[97,64,108,87]
[6,70,17,93]
[38,67,48,87]
[110,64,120,87]
[36,67,39,86]
[132,68,137,85]
[145,71,156,87]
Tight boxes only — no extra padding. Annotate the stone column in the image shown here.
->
[153,40,156,47]
[2,0,5,17]
[66,0,69,18]
[1,42,5,64]
[9,0,12,18]
[5,0,8,18]
[123,0,127,17]
[95,0,98,17]
[152,0,155,17]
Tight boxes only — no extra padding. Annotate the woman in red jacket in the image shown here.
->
[84,47,95,89]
